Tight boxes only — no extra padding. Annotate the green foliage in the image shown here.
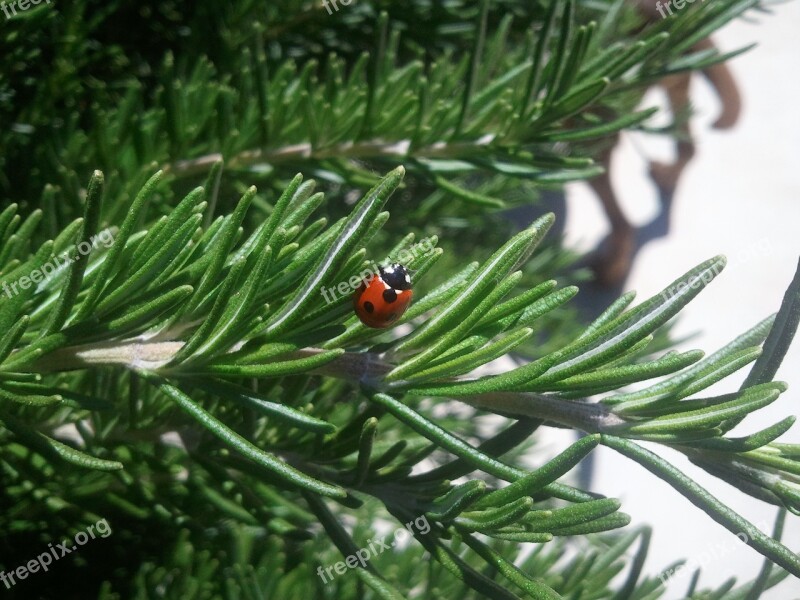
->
[2,0,761,235]
[0,0,795,598]
[0,167,797,598]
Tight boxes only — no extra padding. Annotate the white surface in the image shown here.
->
[561,3,800,597]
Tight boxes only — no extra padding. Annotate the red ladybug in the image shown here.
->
[353,263,413,328]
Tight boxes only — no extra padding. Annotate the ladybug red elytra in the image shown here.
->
[353,263,413,328]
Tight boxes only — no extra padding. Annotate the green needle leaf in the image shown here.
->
[427,480,488,520]
[370,392,521,483]
[531,350,704,392]
[75,170,165,320]
[185,185,258,315]
[393,213,554,355]
[204,348,345,378]
[744,257,800,388]
[620,382,784,434]
[543,256,727,381]
[150,377,345,498]
[407,327,534,382]
[193,378,336,434]
[608,316,773,411]
[691,417,796,453]
[264,166,404,337]
[456,496,534,531]
[0,411,122,471]
[0,315,29,364]
[98,212,202,313]
[389,271,523,380]
[43,170,104,334]
[524,498,622,532]
[601,435,800,578]
[461,533,563,599]
[474,435,599,508]
[354,417,378,485]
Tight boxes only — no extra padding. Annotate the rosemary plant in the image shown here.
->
[0,0,796,598]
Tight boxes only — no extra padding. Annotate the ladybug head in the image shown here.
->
[378,263,412,290]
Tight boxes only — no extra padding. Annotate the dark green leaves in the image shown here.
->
[407,258,725,397]
[541,256,727,382]
[150,376,346,498]
[192,378,336,434]
[473,435,599,509]
[263,166,405,337]
[0,410,122,471]
[744,257,800,388]
[607,316,773,413]
[75,170,166,320]
[618,382,785,435]
[43,170,104,335]
[0,165,796,600]
[393,214,554,356]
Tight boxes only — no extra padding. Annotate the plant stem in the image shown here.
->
[30,341,623,433]
[163,136,497,177]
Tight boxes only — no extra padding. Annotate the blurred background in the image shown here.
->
[562,2,800,596]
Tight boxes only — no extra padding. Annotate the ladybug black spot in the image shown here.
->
[382,289,398,303]
[363,301,375,313]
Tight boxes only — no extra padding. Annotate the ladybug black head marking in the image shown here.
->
[379,263,412,290]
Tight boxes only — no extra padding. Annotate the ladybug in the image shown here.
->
[353,263,413,328]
